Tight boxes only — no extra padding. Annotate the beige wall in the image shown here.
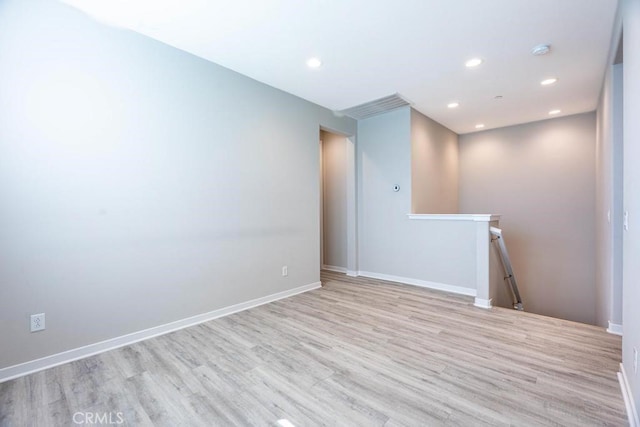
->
[411,109,459,214]
[459,113,597,324]
[321,130,348,270]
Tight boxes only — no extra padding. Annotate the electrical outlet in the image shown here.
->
[30,313,45,332]
[282,266,288,277]
[634,347,638,375]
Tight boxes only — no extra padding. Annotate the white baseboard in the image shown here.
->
[0,281,321,383]
[619,362,639,427]
[357,271,476,297]
[607,321,623,336]
[322,264,348,274]
[346,270,358,277]
[474,298,493,309]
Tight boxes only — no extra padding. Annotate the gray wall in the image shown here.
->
[459,113,597,324]
[410,109,459,214]
[0,0,355,369]
[623,0,640,413]
[595,60,624,329]
[612,64,624,329]
[321,130,348,270]
[357,107,476,291]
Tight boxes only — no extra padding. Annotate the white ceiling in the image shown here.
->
[63,0,619,134]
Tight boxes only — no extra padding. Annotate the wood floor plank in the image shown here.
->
[0,271,627,426]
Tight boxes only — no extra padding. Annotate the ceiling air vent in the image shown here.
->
[338,93,411,120]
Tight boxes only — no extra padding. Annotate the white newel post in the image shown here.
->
[474,216,497,309]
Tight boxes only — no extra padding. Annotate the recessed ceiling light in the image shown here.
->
[447,102,460,109]
[465,58,483,68]
[306,57,322,68]
[475,124,485,129]
[532,44,551,56]
[541,78,558,86]
[549,109,561,115]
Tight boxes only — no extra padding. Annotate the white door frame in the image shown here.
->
[345,135,358,276]
[319,128,358,276]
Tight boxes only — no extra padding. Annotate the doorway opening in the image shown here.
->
[319,128,356,277]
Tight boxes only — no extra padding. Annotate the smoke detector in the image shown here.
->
[531,44,551,56]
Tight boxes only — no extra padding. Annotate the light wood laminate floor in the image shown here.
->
[0,271,627,426]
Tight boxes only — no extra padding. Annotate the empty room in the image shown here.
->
[1,0,639,426]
